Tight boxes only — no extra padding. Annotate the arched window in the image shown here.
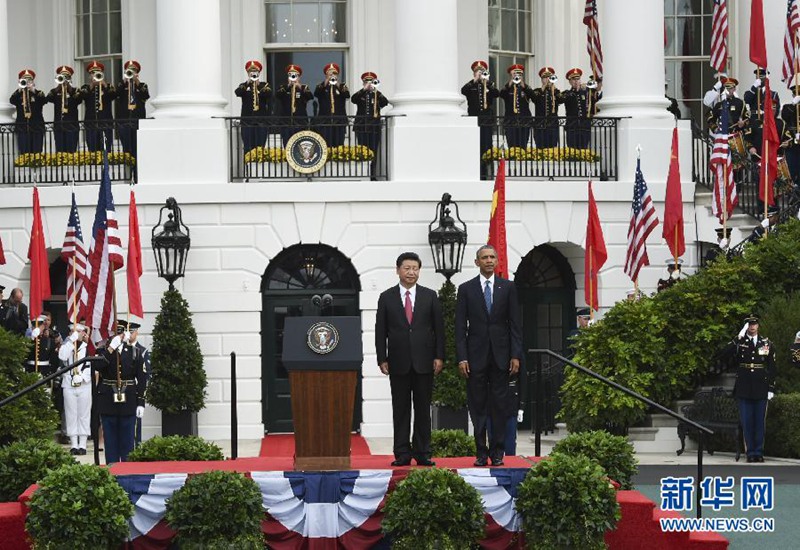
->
[262,243,360,292]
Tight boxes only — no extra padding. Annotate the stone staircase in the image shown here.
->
[693,183,758,249]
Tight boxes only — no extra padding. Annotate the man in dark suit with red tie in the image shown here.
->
[455,245,522,466]
[375,252,445,467]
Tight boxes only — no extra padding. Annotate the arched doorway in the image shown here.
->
[514,244,576,431]
[261,244,361,433]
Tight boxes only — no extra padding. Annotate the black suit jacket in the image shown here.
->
[455,275,522,370]
[375,285,444,375]
[2,300,29,336]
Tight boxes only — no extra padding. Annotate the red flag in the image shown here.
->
[750,0,768,68]
[0,233,6,265]
[662,127,685,259]
[488,159,508,279]
[27,188,52,320]
[127,190,144,317]
[585,181,607,312]
[760,80,780,207]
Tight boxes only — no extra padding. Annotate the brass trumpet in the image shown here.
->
[18,78,29,88]
[92,71,104,82]
[123,68,136,80]
[55,74,69,85]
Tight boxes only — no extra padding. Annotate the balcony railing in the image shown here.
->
[0,120,137,185]
[225,116,389,182]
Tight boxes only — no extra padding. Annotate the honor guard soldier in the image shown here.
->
[352,71,389,179]
[791,330,800,367]
[115,60,150,162]
[721,315,776,463]
[58,323,91,455]
[46,66,81,153]
[314,63,350,147]
[562,68,601,149]
[79,61,117,152]
[781,81,800,187]
[275,64,313,146]
[706,77,748,132]
[748,205,780,242]
[744,68,780,138]
[129,324,151,445]
[235,60,272,154]
[25,312,62,376]
[531,66,563,149]
[499,64,534,148]
[9,68,46,155]
[461,60,500,177]
[98,320,146,464]
[656,258,683,293]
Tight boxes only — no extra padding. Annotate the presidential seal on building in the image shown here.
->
[306,321,340,354]
[286,130,329,174]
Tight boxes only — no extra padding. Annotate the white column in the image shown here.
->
[597,0,670,118]
[0,0,13,122]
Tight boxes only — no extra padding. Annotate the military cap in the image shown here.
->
[124,60,142,73]
[361,71,378,81]
[566,68,583,80]
[721,77,738,88]
[471,60,489,72]
[324,63,340,75]
[744,314,759,324]
[538,66,556,78]
[753,67,769,78]
[576,307,591,318]
[507,64,525,75]
[18,69,35,80]
[55,65,74,76]
[116,319,141,333]
[86,61,104,73]
[245,60,262,73]
[285,64,303,76]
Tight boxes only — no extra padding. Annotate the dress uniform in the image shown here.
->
[275,64,313,146]
[656,258,683,293]
[530,66,563,149]
[351,72,389,179]
[25,314,61,376]
[46,66,81,153]
[58,323,91,455]
[499,64,534,148]
[791,331,800,367]
[132,333,151,446]
[780,83,800,187]
[97,320,146,463]
[115,60,150,161]
[743,69,780,141]
[722,315,776,462]
[461,60,500,169]
[561,68,601,149]
[9,69,46,155]
[314,63,350,147]
[79,61,118,152]
[748,205,780,242]
[235,60,272,154]
[707,78,748,132]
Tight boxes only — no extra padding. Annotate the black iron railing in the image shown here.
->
[0,120,138,185]
[225,116,389,182]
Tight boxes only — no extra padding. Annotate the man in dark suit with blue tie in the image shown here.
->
[456,245,522,466]
[375,252,445,466]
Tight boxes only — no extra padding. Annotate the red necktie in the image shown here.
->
[404,291,413,324]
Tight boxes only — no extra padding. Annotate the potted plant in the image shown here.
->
[26,463,134,549]
[430,429,476,458]
[551,430,638,490]
[516,453,620,550]
[0,439,75,501]
[382,468,485,549]
[431,280,469,431]
[126,435,224,462]
[165,470,265,549]
[147,288,207,436]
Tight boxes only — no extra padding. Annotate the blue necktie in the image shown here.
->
[484,281,492,313]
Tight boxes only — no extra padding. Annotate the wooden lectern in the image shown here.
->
[282,316,362,470]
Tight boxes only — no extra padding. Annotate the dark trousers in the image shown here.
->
[241,119,269,154]
[785,146,800,186]
[565,119,591,149]
[533,120,559,148]
[389,370,433,461]
[280,116,308,147]
[738,398,768,458]
[15,125,44,154]
[85,121,113,152]
[318,116,347,147]
[101,414,135,464]
[54,121,79,153]
[467,356,510,459]
[487,415,518,456]
[504,117,531,148]
[356,128,381,180]
[118,120,140,158]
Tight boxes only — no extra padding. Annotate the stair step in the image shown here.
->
[627,427,658,441]
[649,413,679,428]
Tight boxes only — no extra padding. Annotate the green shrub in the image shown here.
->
[430,429,476,458]
[382,468,485,549]
[165,470,264,549]
[126,435,224,462]
[516,453,620,550]
[0,439,75,501]
[758,292,800,394]
[765,393,800,458]
[551,430,638,490]
[0,327,59,446]
[26,463,133,549]
[432,280,467,409]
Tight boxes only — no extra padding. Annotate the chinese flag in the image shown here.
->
[585,181,607,312]
[488,158,508,278]
[662,127,685,259]
[27,188,51,320]
[0,233,5,265]
[760,80,780,208]
[127,190,144,317]
[749,0,768,68]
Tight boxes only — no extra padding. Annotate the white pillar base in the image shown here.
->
[137,118,228,184]
[599,96,673,119]
[149,95,228,119]
[390,92,465,116]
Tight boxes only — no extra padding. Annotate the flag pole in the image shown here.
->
[722,162,729,239]
[763,140,770,236]
[588,248,594,321]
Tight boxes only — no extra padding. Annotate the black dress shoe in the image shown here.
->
[746,456,755,463]
[78,449,87,456]
[473,457,488,467]
[756,456,765,463]
[490,456,505,467]
[415,458,436,467]
[70,448,79,456]
[391,458,412,466]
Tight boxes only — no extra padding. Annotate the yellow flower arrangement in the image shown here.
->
[481,147,600,162]
[14,151,136,167]
[328,145,375,162]
[244,146,286,163]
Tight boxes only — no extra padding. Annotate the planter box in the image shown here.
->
[432,405,469,433]
[161,411,198,437]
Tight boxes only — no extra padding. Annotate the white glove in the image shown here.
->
[753,78,762,88]
[517,410,524,423]
[31,327,41,339]
[123,331,131,343]
[793,96,800,105]
[768,392,774,401]
[719,238,729,249]
[738,323,749,339]
[69,331,79,343]
[136,406,144,418]
[713,81,722,91]
[109,335,122,351]
[761,218,770,228]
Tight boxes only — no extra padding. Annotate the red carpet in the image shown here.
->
[259,433,372,458]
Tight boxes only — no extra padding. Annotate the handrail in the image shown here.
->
[528,348,712,519]
[0,355,102,408]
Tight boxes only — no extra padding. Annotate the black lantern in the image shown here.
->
[151,197,190,289]
[428,193,468,281]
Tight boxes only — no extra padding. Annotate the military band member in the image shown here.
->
[59,323,91,455]
[79,61,117,152]
[462,60,500,171]
[115,60,150,161]
[531,66,563,149]
[235,60,272,155]
[275,64,313,146]
[97,320,146,463]
[25,312,61,376]
[46,65,81,153]
[706,78,748,132]
[314,63,350,148]
[721,315,776,463]
[352,71,389,179]
[9,69,46,155]
[744,68,780,138]
[656,258,683,293]
[499,64,534,148]
[748,205,780,242]
[561,68,601,149]
[781,82,800,187]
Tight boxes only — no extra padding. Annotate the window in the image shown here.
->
[488,0,532,115]
[75,0,123,84]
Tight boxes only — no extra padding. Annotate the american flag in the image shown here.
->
[782,0,800,82]
[83,152,124,341]
[624,159,659,282]
[710,99,738,223]
[61,192,87,323]
[710,0,729,73]
[583,0,604,80]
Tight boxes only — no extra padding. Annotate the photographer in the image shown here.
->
[1,287,29,336]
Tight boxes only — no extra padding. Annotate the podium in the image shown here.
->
[282,316,362,470]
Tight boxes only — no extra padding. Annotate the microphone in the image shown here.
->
[322,294,333,308]
[311,295,322,307]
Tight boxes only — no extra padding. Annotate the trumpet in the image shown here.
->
[55,74,70,85]
[288,73,299,82]
[92,71,104,82]
[512,75,522,84]
[248,72,259,82]
[123,68,136,80]
[587,79,598,89]
[18,78,29,88]
[548,75,558,84]
[330,76,338,85]
[481,71,490,80]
